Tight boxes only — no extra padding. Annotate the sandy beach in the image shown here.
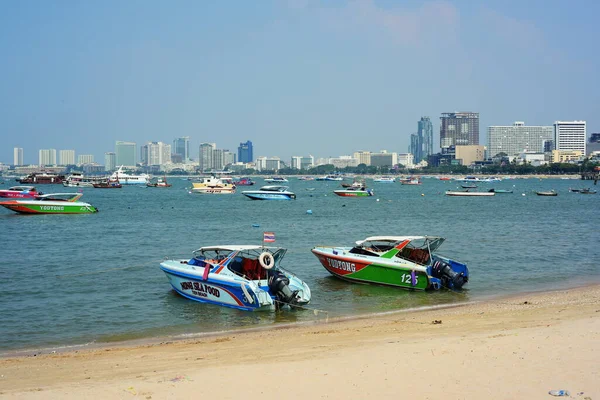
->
[1,285,598,400]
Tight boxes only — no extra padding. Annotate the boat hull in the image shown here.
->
[242,192,295,200]
[333,190,373,197]
[445,191,495,196]
[311,248,430,290]
[0,200,98,214]
[191,188,236,194]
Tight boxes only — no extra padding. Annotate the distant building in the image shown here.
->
[39,149,57,166]
[410,117,433,163]
[301,155,314,170]
[554,121,586,154]
[238,140,253,163]
[552,150,584,163]
[353,151,371,166]
[588,133,600,155]
[115,141,136,167]
[370,151,397,168]
[455,145,485,166]
[77,154,94,165]
[13,147,23,166]
[172,137,190,162]
[440,112,479,148]
[104,152,116,171]
[141,142,171,166]
[290,156,302,169]
[487,122,554,158]
[199,143,216,172]
[328,156,358,168]
[397,153,414,168]
[59,150,75,165]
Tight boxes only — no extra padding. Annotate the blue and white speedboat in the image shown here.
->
[160,245,311,311]
[242,185,296,200]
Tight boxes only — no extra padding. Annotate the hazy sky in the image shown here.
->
[1,0,598,165]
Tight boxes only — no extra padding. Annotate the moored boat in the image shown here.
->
[536,190,558,196]
[264,176,288,183]
[445,190,495,196]
[400,177,422,185]
[488,188,513,194]
[110,166,150,185]
[160,245,311,311]
[146,176,172,187]
[579,188,597,194]
[62,172,101,187]
[242,185,296,200]
[0,185,40,199]
[17,172,65,184]
[311,236,468,291]
[93,179,122,189]
[315,174,343,181]
[234,177,255,186]
[191,176,236,194]
[0,192,98,214]
[373,176,395,183]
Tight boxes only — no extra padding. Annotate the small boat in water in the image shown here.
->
[579,188,596,194]
[0,185,41,199]
[242,185,296,200]
[110,166,150,185]
[445,190,495,196]
[93,179,122,189]
[373,176,395,183]
[333,187,374,197]
[146,176,172,187]
[191,176,236,194]
[461,184,478,189]
[234,177,255,186]
[17,172,65,184]
[0,192,98,214]
[536,190,558,196]
[62,172,100,187]
[311,236,468,290]
[160,245,311,311]
[264,176,288,183]
[488,188,513,194]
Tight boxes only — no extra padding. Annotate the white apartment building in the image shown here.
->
[13,147,23,166]
[487,122,554,158]
[397,153,414,168]
[554,121,586,154]
[59,150,75,165]
[353,151,371,166]
[77,154,94,165]
[39,149,57,166]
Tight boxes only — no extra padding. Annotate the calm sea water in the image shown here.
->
[1,176,599,354]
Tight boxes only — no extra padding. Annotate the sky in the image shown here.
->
[1,0,599,165]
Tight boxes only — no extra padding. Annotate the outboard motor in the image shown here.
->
[268,270,299,309]
[431,260,468,290]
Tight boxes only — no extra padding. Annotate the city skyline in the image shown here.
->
[1,1,599,164]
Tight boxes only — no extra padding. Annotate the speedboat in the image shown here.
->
[234,177,255,186]
[191,176,236,194]
[147,176,172,187]
[445,190,495,196]
[264,176,288,183]
[0,192,98,214]
[536,190,558,196]
[315,175,343,181]
[0,185,40,199]
[242,185,296,200]
[373,176,395,183]
[311,236,468,291]
[333,187,374,197]
[160,245,311,311]
[399,177,422,185]
[110,166,150,185]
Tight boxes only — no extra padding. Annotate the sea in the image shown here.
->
[1,176,599,355]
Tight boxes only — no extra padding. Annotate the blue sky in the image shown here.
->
[1,0,598,165]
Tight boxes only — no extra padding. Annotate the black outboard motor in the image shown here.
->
[431,260,468,290]
[267,270,299,309]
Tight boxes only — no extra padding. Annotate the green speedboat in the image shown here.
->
[312,236,468,291]
[0,192,98,214]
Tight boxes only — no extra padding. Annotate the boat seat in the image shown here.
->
[241,258,264,280]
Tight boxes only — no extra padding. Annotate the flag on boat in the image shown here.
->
[263,232,275,242]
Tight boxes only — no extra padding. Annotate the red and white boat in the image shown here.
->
[0,185,41,199]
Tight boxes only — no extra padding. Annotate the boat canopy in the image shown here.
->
[194,245,281,253]
[355,236,446,252]
[36,193,83,202]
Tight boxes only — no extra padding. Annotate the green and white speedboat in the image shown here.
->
[0,193,99,214]
[312,236,468,291]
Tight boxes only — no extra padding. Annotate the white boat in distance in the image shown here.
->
[242,185,296,200]
[191,176,236,194]
[264,176,288,183]
[445,190,495,197]
[110,166,150,185]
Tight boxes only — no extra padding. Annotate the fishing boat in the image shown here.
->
[110,166,150,185]
[536,190,558,196]
[92,179,122,189]
[191,176,236,194]
[146,176,172,187]
[0,192,98,214]
[373,176,395,183]
[16,172,65,184]
[445,190,495,196]
[159,245,311,311]
[242,185,296,200]
[400,177,422,185]
[264,176,288,183]
[0,185,41,199]
[311,236,468,291]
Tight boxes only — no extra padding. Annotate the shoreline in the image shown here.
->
[1,284,598,399]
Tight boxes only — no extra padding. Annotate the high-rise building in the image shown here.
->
[173,137,190,162]
[487,122,554,158]
[410,133,421,162]
[115,141,136,167]
[291,156,302,169]
[13,147,23,166]
[199,143,216,172]
[419,117,434,161]
[141,142,172,166]
[301,155,314,170]
[39,149,57,166]
[554,121,586,154]
[440,112,479,148]
[370,151,397,168]
[77,154,94,165]
[353,151,371,166]
[105,152,116,171]
[59,150,75,165]
[238,141,253,163]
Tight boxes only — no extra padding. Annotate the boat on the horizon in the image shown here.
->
[311,236,468,291]
[399,177,422,185]
[316,174,343,181]
[242,185,296,200]
[160,245,311,311]
[146,176,172,187]
[0,192,99,214]
[16,172,65,184]
[110,166,150,185]
[191,176,236,194]
[445,190,495,196]
[0,185,41,199]
[264,176,288,183]
[373,176,395,183]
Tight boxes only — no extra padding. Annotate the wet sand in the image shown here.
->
[1,285,598,400]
